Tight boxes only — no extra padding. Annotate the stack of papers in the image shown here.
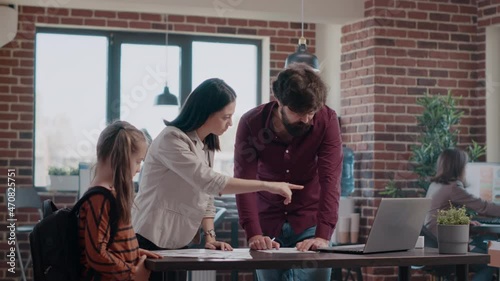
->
[154,248,253,259]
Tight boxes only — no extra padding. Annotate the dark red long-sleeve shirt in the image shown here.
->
[234,101,343,241]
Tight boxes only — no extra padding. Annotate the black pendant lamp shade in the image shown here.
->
[285,37,319,70]
[285,0,319,71]
[156,85,178,106]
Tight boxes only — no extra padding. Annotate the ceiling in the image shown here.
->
[9,0,364,24]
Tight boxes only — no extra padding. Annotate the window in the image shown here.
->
[192,41,259,176]
[35,32,108,187]
[120,44,181,139]
[34,28,262,188]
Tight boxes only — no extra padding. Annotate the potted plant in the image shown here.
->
[410,92,486,193]
[48,166,79,192]
[382,91,486,197]
[436,203,470,254]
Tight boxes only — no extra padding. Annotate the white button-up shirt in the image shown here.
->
[132,126,230,249]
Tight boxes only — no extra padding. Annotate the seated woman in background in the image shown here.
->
[424,147,500,281]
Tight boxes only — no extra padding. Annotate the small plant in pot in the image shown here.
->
[437,203,470,254]
[48,166,79,192]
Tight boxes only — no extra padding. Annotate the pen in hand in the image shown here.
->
[270,237,278,250]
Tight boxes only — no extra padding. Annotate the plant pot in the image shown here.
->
[437,224,469,254]
[48,175,79,192]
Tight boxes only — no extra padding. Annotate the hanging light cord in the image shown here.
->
[165,13,169,87]
[301,0,304,38]
[298,0,306,45]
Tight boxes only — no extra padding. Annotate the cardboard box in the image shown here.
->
[488,241,500,267]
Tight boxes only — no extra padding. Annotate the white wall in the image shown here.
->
[316,23,341,113]
[486,26,500,162]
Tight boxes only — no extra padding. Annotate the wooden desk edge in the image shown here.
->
[145,248,490,272]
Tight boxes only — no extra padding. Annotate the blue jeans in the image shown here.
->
[255,223,332,281]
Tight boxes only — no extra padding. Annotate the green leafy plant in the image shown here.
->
[48,166,79,176]
[468,140,487,163]
[380,179,403,198]
[69,167,80,176]
[437,202,470,225]
[410,91,486,193]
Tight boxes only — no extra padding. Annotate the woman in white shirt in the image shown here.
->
[132,78,302,281]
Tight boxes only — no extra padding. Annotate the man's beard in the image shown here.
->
[281,108,311,137]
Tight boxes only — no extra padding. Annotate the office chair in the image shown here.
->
[331,267,363,281]
[10,187,43,281]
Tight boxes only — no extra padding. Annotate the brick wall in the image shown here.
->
[341,0,498,280]
[3,1,500,280]
[0,6,315,281]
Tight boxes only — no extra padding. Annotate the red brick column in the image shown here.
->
[341,0,488,279]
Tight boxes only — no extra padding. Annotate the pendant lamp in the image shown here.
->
[284,0,319,71]
[156,14,178,106]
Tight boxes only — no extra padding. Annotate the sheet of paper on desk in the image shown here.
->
[258,247,317,254]
[154,248,252,259]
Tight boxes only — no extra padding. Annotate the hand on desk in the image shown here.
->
[470,220,481,226]
[135,255,151,281]
[248,235,280,250]
[139,248,162,259]
[296,237,329,251]
[205,240,234,251]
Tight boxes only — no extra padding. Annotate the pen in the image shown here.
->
[270,237,277,250]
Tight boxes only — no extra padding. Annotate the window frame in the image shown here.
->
[34,27,263,188]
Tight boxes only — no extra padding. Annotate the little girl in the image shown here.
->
[78,120,161,281]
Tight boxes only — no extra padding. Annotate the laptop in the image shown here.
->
[472,216,500,225]
[318,198,432,254]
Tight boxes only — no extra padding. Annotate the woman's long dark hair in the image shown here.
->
[96,120,147,223]
[165,78,236,150]
[431,148,468,185]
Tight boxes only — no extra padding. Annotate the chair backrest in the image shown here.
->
[12,187,42,209]
[214,207,227,229]
[9,187,43,217]
[420,225,438,248]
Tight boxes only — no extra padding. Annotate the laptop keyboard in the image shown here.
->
[473,216,500,224]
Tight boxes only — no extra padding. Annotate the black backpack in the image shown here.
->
[29,186,118,281]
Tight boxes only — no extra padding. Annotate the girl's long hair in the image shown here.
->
[96,120,147,223]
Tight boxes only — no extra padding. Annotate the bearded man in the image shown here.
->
[234,63,343,281]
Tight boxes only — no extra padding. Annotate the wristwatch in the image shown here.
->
[204,229,216,238]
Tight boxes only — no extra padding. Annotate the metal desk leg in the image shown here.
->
[398,266,410,281]
[355,267,363,281]
[331,268,342,280]
[231,221,239,281]
[456,264,469,281]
